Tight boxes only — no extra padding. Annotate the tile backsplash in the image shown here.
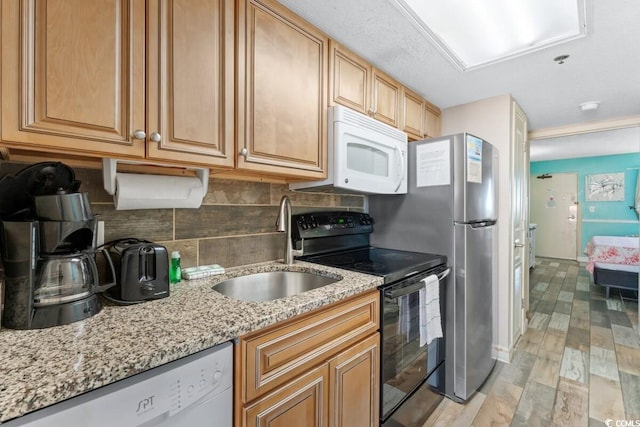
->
[0,161,365,269]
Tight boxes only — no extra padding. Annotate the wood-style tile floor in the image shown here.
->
[424,257,640,427]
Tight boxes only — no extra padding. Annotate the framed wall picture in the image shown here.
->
[586,172,625,201]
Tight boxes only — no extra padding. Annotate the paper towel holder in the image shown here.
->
[102,158,209,206]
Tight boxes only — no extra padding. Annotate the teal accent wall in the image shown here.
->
[530,153,640,254]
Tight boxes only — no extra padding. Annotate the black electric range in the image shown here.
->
[292,211,446,283]
[292,211,449,426]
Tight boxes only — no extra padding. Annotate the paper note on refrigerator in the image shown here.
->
[466,135,483,183]
[416,140,450,187]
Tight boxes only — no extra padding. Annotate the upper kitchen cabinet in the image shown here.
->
[236,0,328,180]
[329,42,370,115]
[145,0,234,167]
[424,100,442,138]
[330,42,441,139]
[329,42,400,128]
[371,68,401,128]
[400,87,425,140]
[400,88,442,140]
[0,0,234,168]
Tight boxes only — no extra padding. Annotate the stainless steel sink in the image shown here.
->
[212,270,341,302]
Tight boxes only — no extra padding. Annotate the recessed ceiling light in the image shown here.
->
[579,101,600,111]
[391,0,588,71]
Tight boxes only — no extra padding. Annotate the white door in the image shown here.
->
[511,102,528,342]
[530,173,578,259]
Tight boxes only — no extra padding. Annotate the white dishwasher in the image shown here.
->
[5,341,233,427]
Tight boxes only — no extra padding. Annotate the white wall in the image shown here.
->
[441,94,516,362]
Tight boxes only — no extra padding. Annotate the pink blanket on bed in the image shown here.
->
[584,241,640,273]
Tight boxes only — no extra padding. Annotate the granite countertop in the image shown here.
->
[0,261,383,423]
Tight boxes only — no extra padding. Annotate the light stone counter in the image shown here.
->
[0,261,382,423]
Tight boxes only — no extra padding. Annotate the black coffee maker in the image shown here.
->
[0,162,115,329]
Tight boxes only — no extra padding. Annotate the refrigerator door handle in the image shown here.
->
[454,220,497,228]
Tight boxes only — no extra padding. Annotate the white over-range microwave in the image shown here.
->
[290,105,408,194]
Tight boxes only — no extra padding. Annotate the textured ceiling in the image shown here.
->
[276,0,640,159]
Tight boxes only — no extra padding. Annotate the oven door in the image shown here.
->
[380,267,449,422]
[334,120,407,194]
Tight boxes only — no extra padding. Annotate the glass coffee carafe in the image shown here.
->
[0,162,115,329]
[33,253,98,307]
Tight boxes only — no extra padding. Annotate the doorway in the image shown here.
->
[529,172,578,259]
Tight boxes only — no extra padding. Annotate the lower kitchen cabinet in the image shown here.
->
[243,364,329,427]
[328,333,379,427]
[235,290,380,427]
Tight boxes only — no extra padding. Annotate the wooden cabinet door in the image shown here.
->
[237,0,328,179]
[243,364,329,427]
[328,334,379,427]
[329,42,370,115]
[238,290,379,403]
[423,101,442,138]
[1,0,145,158]
[146,0,234,168]
[371,68,400,128]
[401,88,425,140]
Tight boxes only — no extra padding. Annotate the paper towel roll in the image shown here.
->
[114,173,205,210]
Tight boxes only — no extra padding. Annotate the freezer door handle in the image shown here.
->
[454,220,497,228]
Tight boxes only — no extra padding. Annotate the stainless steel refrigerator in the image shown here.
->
[369,133,497,402]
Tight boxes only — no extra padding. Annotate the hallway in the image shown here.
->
[425,257,640,426]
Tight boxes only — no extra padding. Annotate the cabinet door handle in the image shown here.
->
[149,132,162,143]
[133,130,146,140]
[240,147,248,157]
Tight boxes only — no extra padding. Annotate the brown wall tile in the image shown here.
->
[199,234,284,267]
[204,178,271,205]
[91,204,174,242]
[175,205,279,239]
[339,194,366,208]
[73,167,112,203]
[159,239,199,268]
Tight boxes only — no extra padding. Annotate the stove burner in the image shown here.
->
[353,261,386,272]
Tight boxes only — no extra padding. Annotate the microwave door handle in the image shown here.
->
[393,145,405,192]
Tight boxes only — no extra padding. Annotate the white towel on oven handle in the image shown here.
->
[419,269,448,347]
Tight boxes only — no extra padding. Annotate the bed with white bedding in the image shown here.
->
[585,235,639,298]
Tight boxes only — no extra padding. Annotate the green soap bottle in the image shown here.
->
[170,251,181,284]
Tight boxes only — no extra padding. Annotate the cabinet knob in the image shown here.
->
[149,132,162,143]
[367,108,375,116]
[240,148,248,157]
[133,130,146,140]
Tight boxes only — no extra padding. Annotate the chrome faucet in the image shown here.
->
[276,195,303,264]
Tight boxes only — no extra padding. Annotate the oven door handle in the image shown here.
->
[384,268,450,299]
